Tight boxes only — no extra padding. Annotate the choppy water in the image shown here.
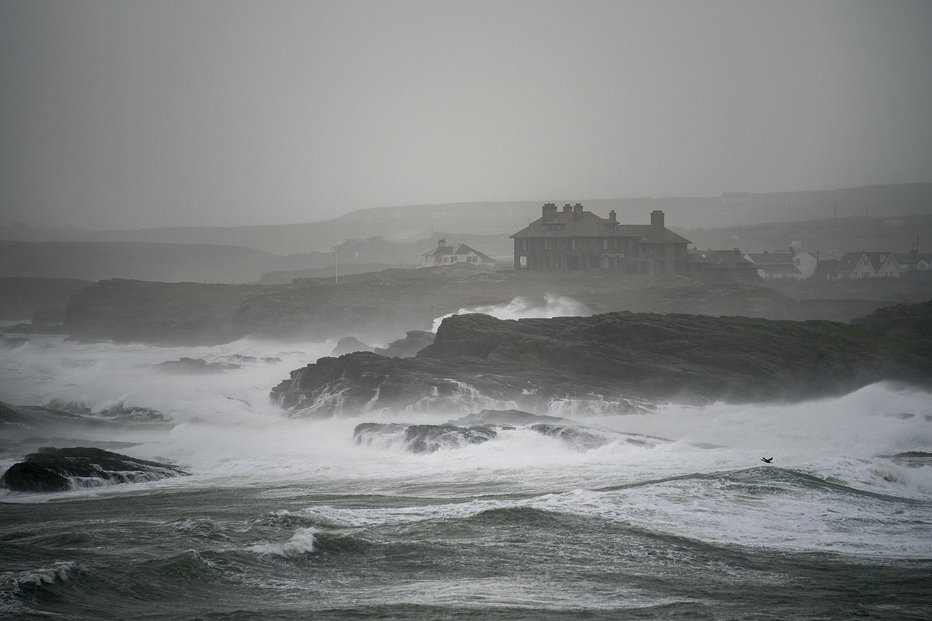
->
[2,328,931,619]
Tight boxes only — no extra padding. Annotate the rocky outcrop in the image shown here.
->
[373,330,435,358]
[350,409,668,453]
[354,422,497,453]
[332,336,374,356]
[272,305,932,416]
[851,299,932,353]
[0,447,188,492]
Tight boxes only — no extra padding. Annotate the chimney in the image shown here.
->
[563,203,572,213]
[651,209,665,229]
[573,203,583,220]
[438,238,446,247]
[542,203,557,221]
[608,210,617,223]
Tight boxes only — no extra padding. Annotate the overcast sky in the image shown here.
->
[2,0,931,230]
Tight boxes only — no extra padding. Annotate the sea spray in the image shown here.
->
[2,334,931,618]
[248,527,317,557]
[431,294,590,332]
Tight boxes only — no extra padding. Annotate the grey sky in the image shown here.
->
[2,0,931,230]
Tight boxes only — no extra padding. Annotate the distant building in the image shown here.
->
[421,239,496,268]
[895,251,932,275]
[687,248,759,282]
[830,252,891,279]
[744,250,817,280]
[823,251,932,279]
[510,203,690,275]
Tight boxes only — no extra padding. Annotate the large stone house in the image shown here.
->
[510,203,690,275]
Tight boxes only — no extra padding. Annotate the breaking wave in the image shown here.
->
[431,294,590,331]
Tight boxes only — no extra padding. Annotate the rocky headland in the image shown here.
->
[59,265,932,345]
[271,301,932,415]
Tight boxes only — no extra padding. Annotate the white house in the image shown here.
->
[421,239,496,268]
[892,252,932,276]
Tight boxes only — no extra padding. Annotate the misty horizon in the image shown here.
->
[2,0,932,230]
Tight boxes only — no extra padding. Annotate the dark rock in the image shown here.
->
[453,409,567,427]
[332,336,374,356]
[404,424,497,453]
[851,299,932,354]
[527,424,611,450]
[353,422,496,453]
[272,303,932,415]
[271,351,594,416]
[2,461,70,492]
[0,447,188,492]
[373,330,435,358]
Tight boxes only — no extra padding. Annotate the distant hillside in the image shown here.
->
[76,183,932,255]
[683,214,932,254]
[0,241,281,283]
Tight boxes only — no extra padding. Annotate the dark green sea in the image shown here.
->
[2,332,931,619]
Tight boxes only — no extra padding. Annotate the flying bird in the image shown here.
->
[761,457,773,463]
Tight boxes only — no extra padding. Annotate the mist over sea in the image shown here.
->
[2,306,931,619]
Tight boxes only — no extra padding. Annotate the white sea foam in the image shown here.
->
[248,527,317,557]
[2,330,931,559]
[0,561,84,598]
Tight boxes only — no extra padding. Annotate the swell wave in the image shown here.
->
[0,561,86,614]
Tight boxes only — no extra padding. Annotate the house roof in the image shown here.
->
[746,252,795,265]
[422,243,495,263]
[893,252,932,266]
[757,264,801,275]
[511,211,690,244]
[690,250,755,269]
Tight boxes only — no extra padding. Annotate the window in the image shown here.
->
[571,239,576,250]
[602,239,608,250]
[519,255,527,267]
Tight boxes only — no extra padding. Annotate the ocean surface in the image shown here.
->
[2,324,931,620]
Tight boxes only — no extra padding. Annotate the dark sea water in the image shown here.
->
[2,328,931,619]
